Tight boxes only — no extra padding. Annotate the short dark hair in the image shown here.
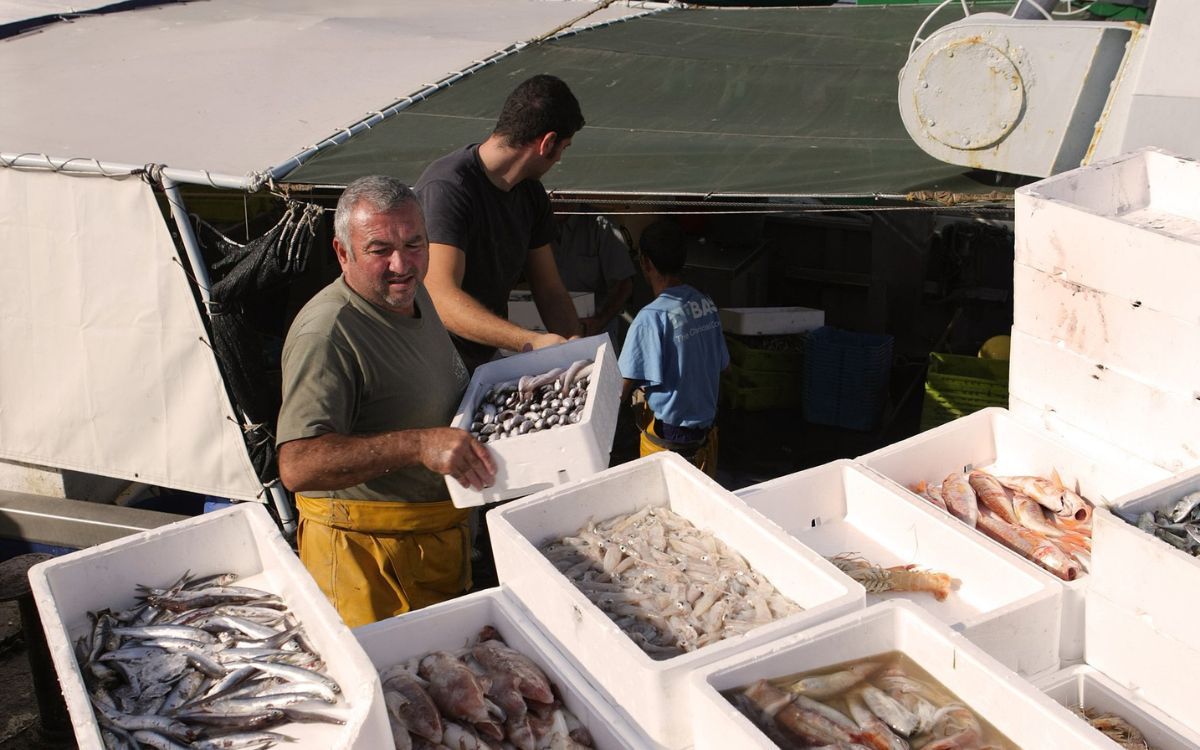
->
[639,219,687,275]
[493,74,585,147]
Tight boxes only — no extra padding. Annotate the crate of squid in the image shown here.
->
[688,601,1114,750]
[447,333,621,507]
[27,503,390,750]
[736,459,1063,677]
[857,407,1169,665]
[487,451,865,749]
[352,588,650,750]
[1034,664,1200,749]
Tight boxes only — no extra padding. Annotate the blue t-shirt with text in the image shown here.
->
[619,285,729,429]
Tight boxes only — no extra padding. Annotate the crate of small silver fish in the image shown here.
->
[1090,464,1200,658]
[735,459,1063,677]
[688,600,1114,750]
[352,588,650,749]
[487,451,864,749]
[28,503,390,750]
[447,334,622,507]
[1035,664,1200,750]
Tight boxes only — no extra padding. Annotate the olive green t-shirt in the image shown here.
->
[277,277,469,502]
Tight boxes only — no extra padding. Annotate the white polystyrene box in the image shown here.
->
[352,588,650,750]
[858,407,1169,664]
[1016,148,1200,322]
[1012,261,1200,395]
[718,306,824,336]
[1036,664,1200,749]
[27,504,389,750]
[1008,329,1200,473]
[447,334,620,507]
[1090,466,1200,654]
[688,601,1111,750]
[507,290,594,333]
[1085,591,1200,737]
[736,459,1062,676]
[488,452,865,749]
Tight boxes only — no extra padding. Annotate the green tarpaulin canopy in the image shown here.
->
[283,5,1012,199]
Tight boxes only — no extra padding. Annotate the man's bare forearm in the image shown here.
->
[427,281,539,352]
[278,431,424,492]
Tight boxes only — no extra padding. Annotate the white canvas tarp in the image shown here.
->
[0,0,648,178]
[0,169,264,500]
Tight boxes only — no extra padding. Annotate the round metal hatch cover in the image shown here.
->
[913,38,1024,151]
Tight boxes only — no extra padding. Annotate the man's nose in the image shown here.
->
[387,249,412,273]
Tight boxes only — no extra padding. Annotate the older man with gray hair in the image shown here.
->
[277,175,495,627]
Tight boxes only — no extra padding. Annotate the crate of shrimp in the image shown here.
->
[488,451,865,749]
[448,334,621,507]
[1035,664,1200,749]
[688,600,1113,750]
[352,588,649,749]
[736,459,1063,676]
[857,406,1169,663]
[1090,464,1200,655]
[27,503,389,750]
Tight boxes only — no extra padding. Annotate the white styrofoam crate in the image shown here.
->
[688,601,1111,750]
[1036,664,1200,749]
[1012,261,1200,395]
[27,504,389,750]
[488,452,865,749]
[1016,148,1200,322]
[1090,466,1200,654]
[507,290,594,333]
[1085,591,1200,737]
[352,588,650,750]
[718,306,824,336]
[858,407,1169,664]
[1009,329,1200,473]
[448,334,620,507]
[736,459,1062,676]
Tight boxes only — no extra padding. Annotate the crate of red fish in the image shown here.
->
[802,326,894,431]
[352,588,649,749]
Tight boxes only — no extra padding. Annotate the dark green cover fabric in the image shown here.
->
[284,6,1011,198]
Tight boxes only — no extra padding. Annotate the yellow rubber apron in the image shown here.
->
[295,494,470,629]
[636,405,719,478]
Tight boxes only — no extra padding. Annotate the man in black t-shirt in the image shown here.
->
[415,74,586,372]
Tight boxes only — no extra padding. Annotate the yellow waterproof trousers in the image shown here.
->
[295,494,471,629]
[637,406,719,478]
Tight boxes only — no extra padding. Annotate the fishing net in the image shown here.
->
[200,200,323,483]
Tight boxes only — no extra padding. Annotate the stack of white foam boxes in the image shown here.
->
[1010,148,1200,742]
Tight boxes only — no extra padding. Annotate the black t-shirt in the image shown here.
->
[415,144,555,371]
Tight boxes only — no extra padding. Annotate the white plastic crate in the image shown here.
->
[1009,329,1200,473]
[688,601,1110,750]
[736,459,1062,676]
[1090,467,1200,654]
[488,452,865,749]
[1085,591,1200,738]
[1036,664,1200,749]
[507,289,594,333]
[1012,262,1200,396]
[352,588,650,750]
[447,334,621,507]
[27,504,389,750]
[1015,148,1200,323]
[718,306,824,336]
[858,406,1169,664]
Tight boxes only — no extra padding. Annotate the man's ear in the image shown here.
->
[333,237,352,265]
[536,132,558,158]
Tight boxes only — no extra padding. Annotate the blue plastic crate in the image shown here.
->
[802,326,894,431]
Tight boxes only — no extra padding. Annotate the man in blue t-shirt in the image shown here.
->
[618,219,729,476]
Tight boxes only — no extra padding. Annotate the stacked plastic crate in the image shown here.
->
[718,306,823,412]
